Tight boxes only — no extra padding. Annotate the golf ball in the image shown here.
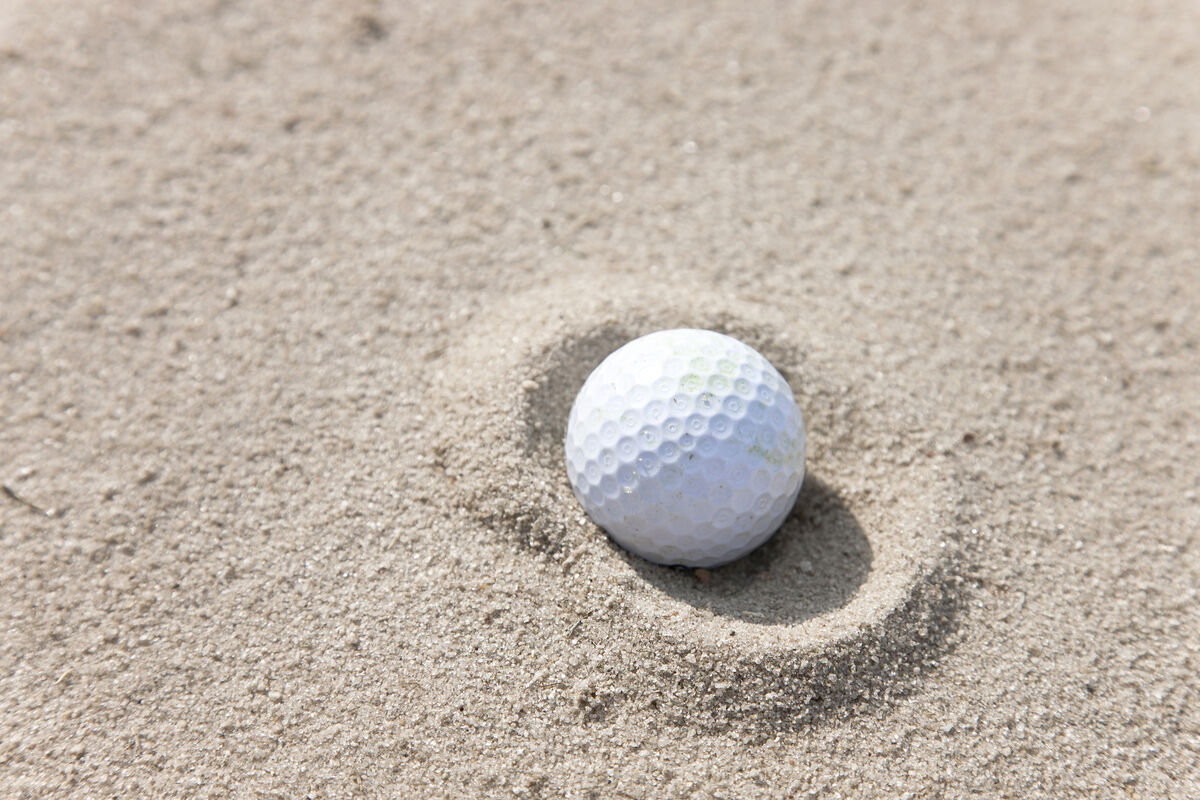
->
[564,329,805,567]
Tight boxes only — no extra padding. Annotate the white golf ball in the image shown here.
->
[564,329,806,567]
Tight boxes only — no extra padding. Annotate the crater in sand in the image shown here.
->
[434,280,969,725]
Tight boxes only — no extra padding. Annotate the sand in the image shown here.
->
[2,0,1198,796]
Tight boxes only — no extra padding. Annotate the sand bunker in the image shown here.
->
[4,0,1197,795]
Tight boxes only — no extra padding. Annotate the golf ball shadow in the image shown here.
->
[616,475,871,626]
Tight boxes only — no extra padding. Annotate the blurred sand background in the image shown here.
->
[2,0,1198,796]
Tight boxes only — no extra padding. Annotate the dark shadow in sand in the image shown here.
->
[613,475,871,625]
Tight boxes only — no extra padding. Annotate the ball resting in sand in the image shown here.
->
[564,329,806,567]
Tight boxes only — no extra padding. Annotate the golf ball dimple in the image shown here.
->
[564,329,806,568]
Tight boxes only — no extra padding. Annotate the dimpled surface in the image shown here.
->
[564,329,806,567]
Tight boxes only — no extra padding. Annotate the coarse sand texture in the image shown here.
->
[2,0,1199,797]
